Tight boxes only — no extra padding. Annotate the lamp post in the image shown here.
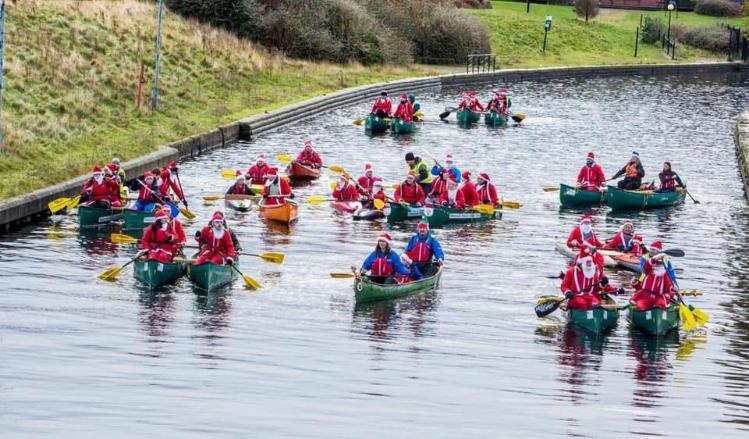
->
[152,0,164,111]
[667,2,674,41]
[0,0,6,155]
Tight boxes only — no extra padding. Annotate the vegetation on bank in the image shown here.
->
[470,1,744,67]
[0,0,442,201]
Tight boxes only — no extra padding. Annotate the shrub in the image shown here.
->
[682,25,730,52]
[453,0,494,8]
[641,16,662,44]
[693,0,743,17]
[574,0,600,22]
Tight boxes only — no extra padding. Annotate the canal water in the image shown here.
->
[2,72,749,437]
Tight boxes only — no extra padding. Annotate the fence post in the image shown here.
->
[634,27,639,57]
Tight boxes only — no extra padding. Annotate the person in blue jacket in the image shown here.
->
[360,232,410,284]
[431,153,461,183]
[404,221,445,276]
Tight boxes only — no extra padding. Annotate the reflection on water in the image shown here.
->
[2,72,749,436]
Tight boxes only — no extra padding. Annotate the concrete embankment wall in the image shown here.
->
[735,110,749,200]
[0,62,743,231]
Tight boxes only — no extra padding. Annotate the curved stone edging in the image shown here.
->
[0,61,742,231]
[735,110,749,200]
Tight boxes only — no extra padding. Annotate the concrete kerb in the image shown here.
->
[0,61,743,231]
[736,110,749,200]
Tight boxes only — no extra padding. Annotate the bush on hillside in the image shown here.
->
[453,0,494,8]
[641,16,662,43]
[682,25,730,52]
[693,0,743,17]
[574,0,600,22]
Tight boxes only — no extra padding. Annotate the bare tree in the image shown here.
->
[574,0,599,23]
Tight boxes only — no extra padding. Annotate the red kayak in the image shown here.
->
[330,201,362,213]
[287,162,321,180]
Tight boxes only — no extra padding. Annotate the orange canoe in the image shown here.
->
[287,162,321,180]
[259,200,299,224]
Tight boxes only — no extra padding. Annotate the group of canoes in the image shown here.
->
[365,91,423,134]
[452,89,514,127]
[558,150,688,210]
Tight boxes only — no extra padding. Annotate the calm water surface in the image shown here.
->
[2,73,749,437]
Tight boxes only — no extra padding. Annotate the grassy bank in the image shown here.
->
[0,0,444,201]
[470,1,743,67]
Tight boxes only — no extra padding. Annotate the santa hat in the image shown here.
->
[400,93,408,100]
[478,171,490,181]
[92,166,102,174]
[267,167,278,176]
[143,171,154,179]
[462,170,471,180]
[445,154,454,162]
[377,232,392,245]
[364,163,373,172]
[401,253,412,265]
[500,87,509,94]
[155,209,168,220]
[466,91,476,97]
[649,240,663,251]
[587,151,595,160]
[304,140,313,148]
[632,235,643,245]
[406,170,416,179]
[211,211,224,221]
[580,214,592,223]
[236,174,246,182]
[106,163,118,172]
[417,221,429,231]
[623,219,634,227]
[257,154,266,163]
[168,160,178,170]
[161,206,173,218]
[577,249,594,265]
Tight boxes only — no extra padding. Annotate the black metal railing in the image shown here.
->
[466,54,497,74]
[661,34,676,60]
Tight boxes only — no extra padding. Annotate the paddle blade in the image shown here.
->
[329,181,337,191]
[66,195,81,210]
[48,197,71,214]
[179,207,196,220]
[242,275,262,290]
[439,110,451,120]
[97,266,123,282]
[328,165,344,173]
[110,233,138,244]
[680,303,697,332]
[330,272,356,278]
[202,195,223,201]
[502,200,522,209]
[353,118,363,126]
[512,112,526,123]
[306,196,328,204]
[691,307,709,325]
[373,198,385,210]
[473,204,495,215]
[277,154,292,163]
[535,296,564,317]
[258,252,285,264]
[543,186,560,192]
[664,248,685,257]
[221,169,239,179]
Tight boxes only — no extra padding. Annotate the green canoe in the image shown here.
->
[559,183,605,208]
[123,208,157,232]
[134,258,186,288]
[391,117,415,134]
[354,265,443,304]
[364,115,389,133]
[605,186,686,211]
[484,111,508,127]
[456,109,481,125]
[424,205,498,227]
[568,302,619,334]
[187,260,237,291]
[630,305,680,336]
[78,206,123,227]
[385,202,425,223]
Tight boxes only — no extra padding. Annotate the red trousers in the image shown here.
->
[195,251,225,265]
[568,294,602,310]
[630,290,671,311]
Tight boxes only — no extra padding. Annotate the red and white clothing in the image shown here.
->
[631,266,675,311]
[262,178,293,206]
[438,188,466,208]
[604,232,643,256]
[227,182,254,195]
[246,163,271,185]
[82,177,121,207]
[141,224,178,263]
[333,182,360,201]
[458,97,484,112]
[295,149,322,168]
[370,96,392,116]
[159,169,185,201]
[137,183,159,203]
[394,183,425,205]
[566,226,604,250]
[394,101,414,122]
[357,175,382,195]
[476,181,499,206]
[168,219,187,245]
[561,266,602,310]
[428,177,448,201]
[576,164,607,192]
[457,180,480,207]
[195,226,236,265]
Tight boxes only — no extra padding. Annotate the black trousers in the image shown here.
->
[618,178,641,190]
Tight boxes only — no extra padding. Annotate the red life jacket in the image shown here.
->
[408,240,433,263]
[371,254,394,276]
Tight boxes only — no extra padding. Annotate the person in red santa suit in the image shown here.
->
[369,91,392,118]
[561,250,604,310]
[262,167,293,206]
[195,211,237,266]
[567,214,604,250]
[630,255,676,311]
[428,168,450,204]
[394,171,426,206]
[603,219,644,256]
[158,161,185,217]
[332,176,360,202]
[369,181,387,209]
[475,171,500,206]
[357,163,382,196]
[576,151,607,192]
[161,206,186,246]
[457,170,480,207]
[457,91,485,112]
[294,140,323,169]
[570,246,622,295]
[246,154,270,185]
[81,166,122,208]
[438,177,467,208]
[393,94,413,122]
[140,209,179,263]
[226,173,254,195]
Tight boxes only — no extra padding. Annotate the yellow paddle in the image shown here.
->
[66,195,81,210]
[48,197,73,214]
[231,264,262,290]
[202,194,261,202]
[373,198,386,210]
[111,233,138,244]
[331,272,356,278]
[543,186,560,192]
[501,200,522,209]
[679,302,697,332]
[473,204,496,215]
[307,196,335,204]
[276,154,344,173]
[353,118,364,126]
[98,250,146,281]
[220,169,240,179]
[511,112,526,123]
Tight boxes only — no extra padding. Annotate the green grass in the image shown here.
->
[469,1,743,67]
[0,0,445,201]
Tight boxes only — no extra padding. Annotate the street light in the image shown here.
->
[667,2,674,40]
